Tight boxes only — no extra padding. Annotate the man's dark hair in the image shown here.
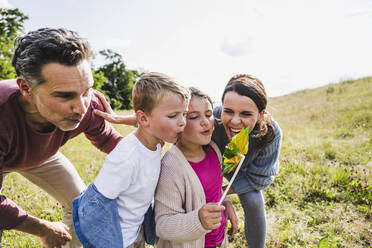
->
[12,27,92,88]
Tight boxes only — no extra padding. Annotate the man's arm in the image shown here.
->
[1,157,71,247]
[0,155,28,230]
[81,91,124,153]
[14,215,72,248]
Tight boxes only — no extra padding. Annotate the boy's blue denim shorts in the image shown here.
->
[72,183,155,248]
[72,184,123,248]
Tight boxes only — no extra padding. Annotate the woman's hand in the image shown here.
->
[94,91,137,126]
[198,203,225,230]
[223,199,238,235]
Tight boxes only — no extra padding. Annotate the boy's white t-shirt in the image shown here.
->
[94,132,162,247]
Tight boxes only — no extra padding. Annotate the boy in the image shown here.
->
[72,72,190,248]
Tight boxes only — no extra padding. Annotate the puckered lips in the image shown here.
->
[201,128,212,136]
[177,131,183,138]
[69,118,82,124]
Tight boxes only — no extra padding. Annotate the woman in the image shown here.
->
[154,87,238,248]
[212,74,282,248]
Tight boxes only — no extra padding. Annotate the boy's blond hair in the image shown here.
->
[133,72,190,114]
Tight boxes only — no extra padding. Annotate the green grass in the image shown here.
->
[2,78,372,247]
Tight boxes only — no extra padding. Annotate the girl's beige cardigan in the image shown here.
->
[154,142,227,248]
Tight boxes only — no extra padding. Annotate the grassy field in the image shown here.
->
[2,77,371,247]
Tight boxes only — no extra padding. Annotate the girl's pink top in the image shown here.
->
[189,146,225,247]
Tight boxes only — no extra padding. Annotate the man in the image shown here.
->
[0,28,122,248]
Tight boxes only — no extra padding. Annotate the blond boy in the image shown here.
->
[73,72,190,248]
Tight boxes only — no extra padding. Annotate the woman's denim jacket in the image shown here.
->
[72,183,155,248]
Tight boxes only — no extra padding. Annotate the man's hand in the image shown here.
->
[198,203,225,230]
[39,221,72,248]
[94,91,137,126]
[223,199,238,235]
[14,215,72,248]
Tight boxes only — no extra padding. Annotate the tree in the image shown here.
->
[96,49,142,110]
[92,70,107,92]
[0,8,28,80]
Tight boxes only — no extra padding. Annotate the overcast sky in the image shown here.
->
[2,0,371,101]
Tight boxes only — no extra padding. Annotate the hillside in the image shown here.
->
[263,77,372,247]
[2,77,371,247]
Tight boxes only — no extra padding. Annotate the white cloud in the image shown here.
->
[346,9,372,18]
[0,0,12,8]
[220,38,252,57]
[103,39,132,56]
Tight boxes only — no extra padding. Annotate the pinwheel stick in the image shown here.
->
[218,153,245,205]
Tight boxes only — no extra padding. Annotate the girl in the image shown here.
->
[212,74,282,248]
[154,87,238,248]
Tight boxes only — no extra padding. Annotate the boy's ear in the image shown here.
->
[16,77,33,97]
[136,110,150,127]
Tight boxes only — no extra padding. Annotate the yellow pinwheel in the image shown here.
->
[221,127,249,174]
[218,126,250,205]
